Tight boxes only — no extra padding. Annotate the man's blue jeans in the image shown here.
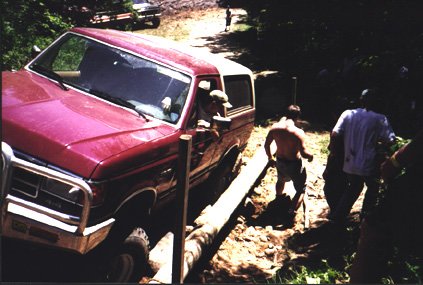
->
[330,173,380,222]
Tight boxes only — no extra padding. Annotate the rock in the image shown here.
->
[265,247,276,256]
[243,197,256,216]
[259,235,269,242]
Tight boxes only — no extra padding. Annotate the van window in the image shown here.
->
[223,75,253,111]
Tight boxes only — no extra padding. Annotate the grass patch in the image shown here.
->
[269,259,350,284]
[233,23,252,33]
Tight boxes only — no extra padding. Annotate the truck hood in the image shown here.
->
[2,71,175,178]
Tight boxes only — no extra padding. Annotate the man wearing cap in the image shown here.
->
[197,89,232,139]
[328,88,396,223]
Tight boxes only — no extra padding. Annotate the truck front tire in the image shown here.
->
[101,227,150,282]
[152,18,160,28]
[208,152,241,204]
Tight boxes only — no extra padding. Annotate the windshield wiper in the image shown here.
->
[89,89,149,121]
[30,64,68,91]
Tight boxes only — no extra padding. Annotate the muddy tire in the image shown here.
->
[208,153,241,205]
[93,227,150,283]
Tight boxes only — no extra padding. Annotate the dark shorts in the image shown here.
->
[276,157,305,191]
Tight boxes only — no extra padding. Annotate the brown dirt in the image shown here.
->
[187,124,364,283]
[139,8,364,283]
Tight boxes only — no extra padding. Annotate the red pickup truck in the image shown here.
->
[1,27,255,282]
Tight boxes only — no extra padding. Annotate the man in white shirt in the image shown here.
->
[329,88,396,223]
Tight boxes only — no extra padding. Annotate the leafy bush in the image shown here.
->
[389,136,411,155]
[1,0,134,71]
[1,0,72,71]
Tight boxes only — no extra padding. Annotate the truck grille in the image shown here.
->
[11,168,41,198]
[140,8,159,16]
[1,147,84,217]
[141,10,157,16]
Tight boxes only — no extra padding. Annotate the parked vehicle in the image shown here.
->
[1,27,255,282]
[91,0,161,28]
[132,0,161,27]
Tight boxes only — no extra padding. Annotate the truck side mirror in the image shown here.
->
[32,45,41,59]
[212,115,231,131]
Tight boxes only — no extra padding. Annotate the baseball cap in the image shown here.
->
[209,90,232,108]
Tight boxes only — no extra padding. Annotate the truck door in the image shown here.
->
[184,78,221,184]
[220,74,255,155]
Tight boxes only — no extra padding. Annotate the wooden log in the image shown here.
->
[149,142,276,284]
[303,190,309,229]
[149,232,174,273]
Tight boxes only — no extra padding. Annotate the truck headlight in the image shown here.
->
[41,178,82,204]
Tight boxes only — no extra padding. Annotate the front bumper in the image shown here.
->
[139,14,160,20]
[1,142,114,254]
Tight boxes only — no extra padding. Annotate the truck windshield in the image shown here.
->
[29,33,191,124]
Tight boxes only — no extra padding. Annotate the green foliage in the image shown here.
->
[51,36,87,71]
[318,135,330,158]
[1,0,134,71]
[382,253,423,284]
[239,0,423,135]
[390,136,411,155]
[270,259,350,284]
[402,261,422,283]
[1,0,72,71]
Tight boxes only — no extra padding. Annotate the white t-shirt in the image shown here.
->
[333,108,396,176]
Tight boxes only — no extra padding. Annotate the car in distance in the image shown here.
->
[132,0,161,27]
[1,27,255,282]
[91,0,161,28]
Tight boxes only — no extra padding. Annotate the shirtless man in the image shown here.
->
[264,105,314,220]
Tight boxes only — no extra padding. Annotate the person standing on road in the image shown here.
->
[264,105,314,223]
[328,88,396,223]
[224,6,232,32]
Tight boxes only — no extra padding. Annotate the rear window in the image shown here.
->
[223,75,253,112]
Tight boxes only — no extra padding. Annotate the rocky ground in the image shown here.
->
[139,7,365,283]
